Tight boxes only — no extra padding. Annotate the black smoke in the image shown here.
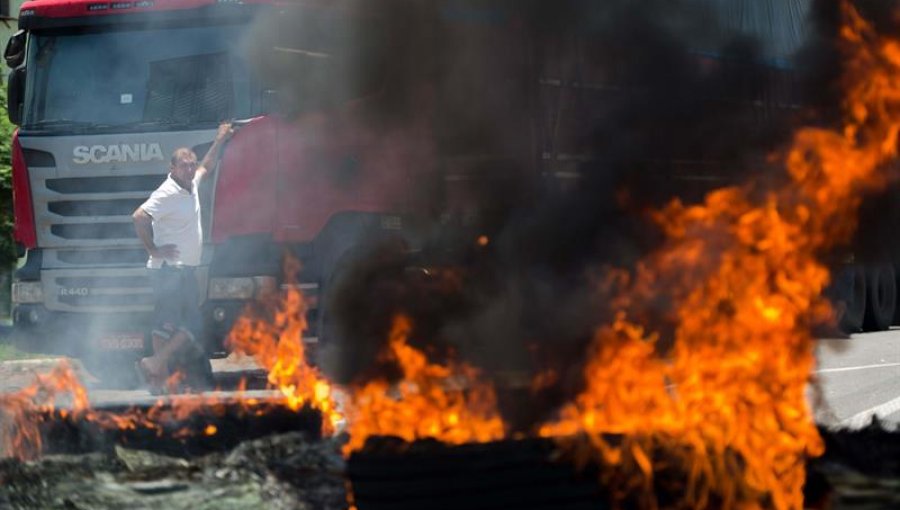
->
[244,0,852,431]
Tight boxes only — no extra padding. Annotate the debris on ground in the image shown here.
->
[0,433,346,510]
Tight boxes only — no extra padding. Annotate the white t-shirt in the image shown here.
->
[139,174,202,268]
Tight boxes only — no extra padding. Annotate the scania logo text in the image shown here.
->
[73,143,164,164]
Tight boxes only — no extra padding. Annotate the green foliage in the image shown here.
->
[0,79,16,270]
[0,342,42,360]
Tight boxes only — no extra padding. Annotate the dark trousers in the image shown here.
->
[149,265,212,388]
[151,265,202,342]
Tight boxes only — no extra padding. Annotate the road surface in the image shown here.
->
[1,330,899,430]
[814,328,900,429]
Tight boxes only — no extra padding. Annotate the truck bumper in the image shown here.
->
[11,302,258,359]
[11,293,319,360]
[12,304,154,359]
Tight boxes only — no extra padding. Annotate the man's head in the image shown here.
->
[170,148,199,184]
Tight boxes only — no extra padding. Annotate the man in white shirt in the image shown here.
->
[133,122,232,392]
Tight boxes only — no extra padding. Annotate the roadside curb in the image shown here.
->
[0,357,100,393]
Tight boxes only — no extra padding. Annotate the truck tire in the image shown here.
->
[864,263,896,332]
[316,236,410,384]
[835,265,866,334]
[10,327,51,355]
[10,327,36,353]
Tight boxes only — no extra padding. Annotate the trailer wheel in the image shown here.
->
[864,264,896,331]
[834,265,866,334]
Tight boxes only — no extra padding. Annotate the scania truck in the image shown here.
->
[6,0,826,384]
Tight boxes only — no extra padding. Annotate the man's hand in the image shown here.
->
[196,122,235,181]
[216,122,234,142]
[151,244,179,260]
[134,208,179,260]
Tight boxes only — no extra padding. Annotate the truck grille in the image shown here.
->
[45,175,166,194]
[36,175,166,247]
[48,199,145,217]
[19,129,219,314]
[58,293,154,308]
[43,269,155,313]
[55,275,148,288]
[54,249,149,267]
[51,223,138,240]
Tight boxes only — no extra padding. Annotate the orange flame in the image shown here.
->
[0,360,88,459]
[3,8,897,508]
[227,254,342,433]
[343,314,506,454]
[541,3,900,509]
[0,359,304,460]
[1,256,339,460]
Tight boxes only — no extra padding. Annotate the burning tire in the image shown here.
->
[347,438,606,510]
[864,263,896,331]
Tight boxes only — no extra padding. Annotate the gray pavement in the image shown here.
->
[86,354,275,405]
[814,328,900,429]
[0,353,277,406]
[3,331,900,430]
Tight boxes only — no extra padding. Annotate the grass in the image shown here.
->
[0,342,45,361]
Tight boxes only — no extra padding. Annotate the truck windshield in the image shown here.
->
[23,23,264,131]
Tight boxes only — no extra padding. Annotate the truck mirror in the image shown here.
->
[4,30,26,68]
[8,67,25,125]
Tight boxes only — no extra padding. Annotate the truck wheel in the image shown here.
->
[11,327,35,352]
[316,236,409,384]
[835,265,866,334]
[10,327,49,355]
[864,263,896,331]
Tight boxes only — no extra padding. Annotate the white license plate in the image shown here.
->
[97,333,144,351]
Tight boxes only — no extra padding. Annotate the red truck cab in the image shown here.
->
[4,0,425,382]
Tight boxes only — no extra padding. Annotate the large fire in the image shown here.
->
[226,254,342,432]
[0,360,88,459]
[2,3,898,509]
[540,3,900,509]
[0,360,286,459]
[0,255,342,460]
[341,314,506,454]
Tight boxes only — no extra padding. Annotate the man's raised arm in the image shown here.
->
[195,122,234,181]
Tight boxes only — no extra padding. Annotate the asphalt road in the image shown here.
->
[86,354,277,406]
[814,328,900,429]
[2,330,899,431]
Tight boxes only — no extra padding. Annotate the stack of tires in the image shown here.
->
[832,263,897,333]
[347,438,608,510]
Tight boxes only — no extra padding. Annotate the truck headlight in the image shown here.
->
[208,277,276,300]
[12,281,43,304]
